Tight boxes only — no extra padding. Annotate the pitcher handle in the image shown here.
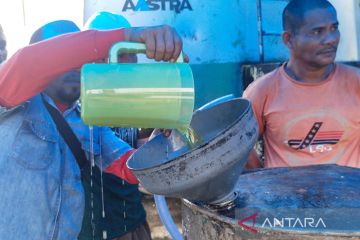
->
[109,41,184,64]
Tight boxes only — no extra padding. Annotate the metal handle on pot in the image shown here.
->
[109,41,184,64]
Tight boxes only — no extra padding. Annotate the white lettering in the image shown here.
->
[273,218,284,227]
[261,217,326,229]
[309,145,333,153]
[309,145,317,153]
[262,218,273,228]
[293,218,304,228]
[305,218,315,227]
[316,218,327,228]
[284,217,295,227]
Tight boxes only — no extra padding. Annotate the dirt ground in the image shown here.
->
[142,194,183,240]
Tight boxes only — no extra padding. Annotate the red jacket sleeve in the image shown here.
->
[104,149,139,184]
[0,29,125,108]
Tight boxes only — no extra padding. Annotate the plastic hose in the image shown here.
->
[154,195,183,240]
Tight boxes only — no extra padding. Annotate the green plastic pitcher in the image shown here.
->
[80,42,194,129]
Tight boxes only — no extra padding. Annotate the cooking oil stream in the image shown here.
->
[88,126,201,239]
[89,126,108,240]
[179,126,203,149]
[161,126,204,162]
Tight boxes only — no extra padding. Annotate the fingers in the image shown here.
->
[171,31,182,62]
[149,128,172,140]
[154,30,166,61]
[149,128,161,140]
[162,129,172,137]
[164,28,175,61]
[134,25,183,62]
[183,53,190,63]
[144,30,156,60]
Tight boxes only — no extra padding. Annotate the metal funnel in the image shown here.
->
[127,98,258,203]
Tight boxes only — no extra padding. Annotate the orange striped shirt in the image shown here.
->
[244,63,360,168]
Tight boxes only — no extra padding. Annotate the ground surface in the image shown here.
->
[142,195,183,240]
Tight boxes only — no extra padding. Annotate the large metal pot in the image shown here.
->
[182,164,360,240]
[127,98,258,203]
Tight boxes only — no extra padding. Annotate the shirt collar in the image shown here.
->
[41,93,80,116]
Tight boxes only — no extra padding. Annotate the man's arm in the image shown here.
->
[0,29,125,107]
[0,25,184,108]
[97,127,139,184]
[245,149,263,169]
[104,149,138,184]
[243,79,268,169]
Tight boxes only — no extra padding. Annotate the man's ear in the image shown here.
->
[282,31,293,49]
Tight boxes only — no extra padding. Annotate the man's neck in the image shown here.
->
[286,60,334,83]
[45,92,74,113]
[54,100,70,113]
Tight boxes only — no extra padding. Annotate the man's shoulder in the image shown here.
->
[0,98,31,117]
[256,67,281,84]
[0,104,25,117]
[336,63,360,77]
[244,67,281,96]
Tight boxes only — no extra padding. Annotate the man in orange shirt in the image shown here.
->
[244,0,360,168]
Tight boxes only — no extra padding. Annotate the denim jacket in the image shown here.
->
[0,94,131,240]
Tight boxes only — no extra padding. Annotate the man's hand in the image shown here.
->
[123,25,188,62]
[245,149,263,169]
[149,128,172,140]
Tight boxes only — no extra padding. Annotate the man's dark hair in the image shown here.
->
[282,0,335,32]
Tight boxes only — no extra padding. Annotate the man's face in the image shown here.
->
[287,7,340,68]
[45,53,137,104]
[45,70,81,104]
